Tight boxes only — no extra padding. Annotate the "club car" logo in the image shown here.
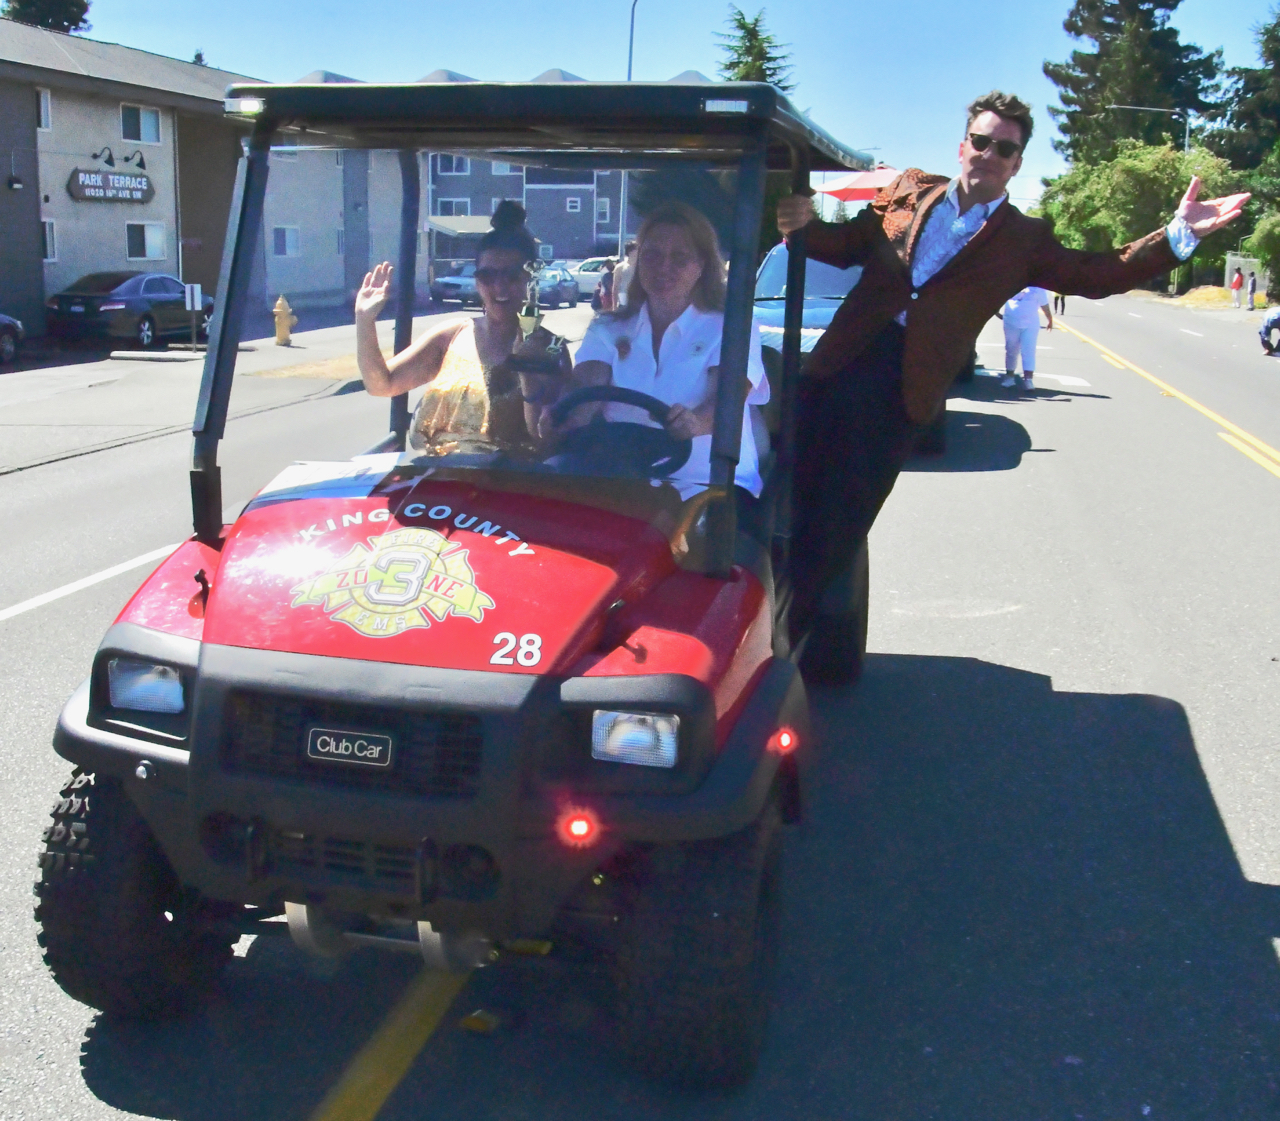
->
[290,526,495,638]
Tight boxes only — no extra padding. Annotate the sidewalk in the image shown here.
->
[0,305,591,475]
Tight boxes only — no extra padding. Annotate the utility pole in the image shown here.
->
[617,0,639,259]
[1106,104,1191,152]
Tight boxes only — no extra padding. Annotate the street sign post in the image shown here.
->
[184,283,202,349]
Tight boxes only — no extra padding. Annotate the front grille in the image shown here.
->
[271,830,418,894]
[223,692,482,796]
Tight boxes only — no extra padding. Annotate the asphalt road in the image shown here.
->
[1,293,1278,1119]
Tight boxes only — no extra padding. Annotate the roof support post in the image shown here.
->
[391,148,419,448]
[707,136,768,578]
[190,124,271,544]
[773,141,811,553]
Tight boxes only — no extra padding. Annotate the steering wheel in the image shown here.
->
[547,385,692,477]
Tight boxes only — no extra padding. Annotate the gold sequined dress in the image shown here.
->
[408,322,536,457]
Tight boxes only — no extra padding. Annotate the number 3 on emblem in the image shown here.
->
[491,632,542,666]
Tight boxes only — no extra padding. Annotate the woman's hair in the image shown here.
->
[613,201,726,320]
[478,200,538,262]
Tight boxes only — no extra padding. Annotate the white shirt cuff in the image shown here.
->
[1166,215,1199,261]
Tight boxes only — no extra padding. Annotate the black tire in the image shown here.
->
[799,538,869,688]
[34,770,234,1018]
[615,797,782,1090]
[135,315,156,348]
[568,292,579,308]
[0,329,16,364]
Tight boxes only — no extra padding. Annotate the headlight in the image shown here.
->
[591,710,679,768]
[107,658,185,714]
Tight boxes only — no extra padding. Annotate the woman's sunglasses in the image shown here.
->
[475,266,526,285]
[968,133,1021,159]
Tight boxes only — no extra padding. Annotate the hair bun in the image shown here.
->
[491,200,527,231]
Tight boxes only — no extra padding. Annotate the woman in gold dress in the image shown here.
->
[354,202,566,456]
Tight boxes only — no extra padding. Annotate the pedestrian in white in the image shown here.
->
[1000,285,1053,390]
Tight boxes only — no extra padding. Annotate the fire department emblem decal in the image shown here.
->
[290,527,495,638]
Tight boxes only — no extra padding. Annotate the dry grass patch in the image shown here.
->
[246,351,388,379]
[1169,285,1270,309]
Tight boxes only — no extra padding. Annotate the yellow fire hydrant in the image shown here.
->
[273,295,297,346]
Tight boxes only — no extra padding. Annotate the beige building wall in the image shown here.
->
[366,149,432,297]
[38,87,179,293]
[261,145,344,308]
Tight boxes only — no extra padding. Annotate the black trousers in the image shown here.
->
[789,323,919,643]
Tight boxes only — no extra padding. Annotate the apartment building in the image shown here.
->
[0,17,255,331]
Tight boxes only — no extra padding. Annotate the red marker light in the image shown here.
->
[766,726,800,755]
[555,806,601,848]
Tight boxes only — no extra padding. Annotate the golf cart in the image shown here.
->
[34,81,870,1089]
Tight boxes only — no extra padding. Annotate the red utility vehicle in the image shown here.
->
[34,81,871,1089]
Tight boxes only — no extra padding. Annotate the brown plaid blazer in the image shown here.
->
[793,168,1180,422]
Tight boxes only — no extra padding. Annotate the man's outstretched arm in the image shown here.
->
[1033,177,1250,298]
[776,191,882,270]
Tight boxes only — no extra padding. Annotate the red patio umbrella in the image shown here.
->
[816,164,899,202]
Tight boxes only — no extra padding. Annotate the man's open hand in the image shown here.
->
[1177,177,1251,239]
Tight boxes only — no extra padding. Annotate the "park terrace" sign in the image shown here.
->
[66,168,155,203]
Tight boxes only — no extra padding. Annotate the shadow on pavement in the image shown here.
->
[905,409,1034,472]
[77,654,1280,1120]
[955,374,1112,404]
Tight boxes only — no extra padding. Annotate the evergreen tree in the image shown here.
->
[192,48,207,66]
[1043,0,1219,163]
[1205,7,1280,169]
[716,6,794,91]
[1,0,90,32]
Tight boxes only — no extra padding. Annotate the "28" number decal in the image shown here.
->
[491,632,543,666]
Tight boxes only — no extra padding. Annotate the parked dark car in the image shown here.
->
[431,263,579,309]
[536,264,579,308]
[0,313,24,364]
[46,272,214,348]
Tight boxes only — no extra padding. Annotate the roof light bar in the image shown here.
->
[224,97,265,117]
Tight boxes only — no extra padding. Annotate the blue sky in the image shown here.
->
[84,0,1275,207]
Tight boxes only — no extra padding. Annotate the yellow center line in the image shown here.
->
[1218,432,1280,480]
[308,968,470,1121]
[1057,320,1280,469]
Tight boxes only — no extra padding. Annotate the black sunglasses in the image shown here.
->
[968,132,1022,159]
[475,266,526,285]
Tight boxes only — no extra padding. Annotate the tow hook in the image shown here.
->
[284,902,493,973]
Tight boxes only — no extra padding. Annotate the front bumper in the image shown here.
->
[53,627,806,939]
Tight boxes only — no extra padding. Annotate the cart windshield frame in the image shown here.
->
[193,82,870,576]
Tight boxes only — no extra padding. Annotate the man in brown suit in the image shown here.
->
[776,91,1248,673]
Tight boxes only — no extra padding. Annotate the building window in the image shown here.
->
[435,198,470,216]
[437,155,470,175]
[335,150,344,167]
[272,226,300,256]
[121,104,161,144]
[41,219,56,261]
[596,198,610,224]
[126,222,166,260]
[492,160,515,175]
[566,197,581,213]
[37,88,51,131]
[538,244,554,260]
[336,228,345,255]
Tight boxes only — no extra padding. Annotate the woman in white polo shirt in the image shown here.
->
[563,201,769,499]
